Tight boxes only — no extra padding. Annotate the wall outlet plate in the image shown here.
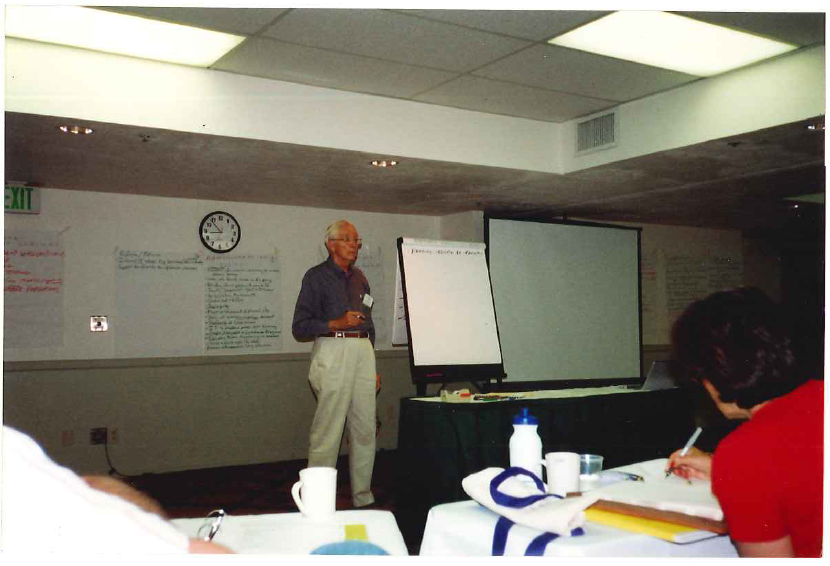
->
[90,427,107,444]
[90,316,108,332]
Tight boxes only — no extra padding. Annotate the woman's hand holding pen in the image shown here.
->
[666,446,713,480]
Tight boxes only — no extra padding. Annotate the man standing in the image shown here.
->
[292,220,377,508]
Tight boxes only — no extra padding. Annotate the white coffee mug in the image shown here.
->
[540,452,580,497]
[291,467,337,520]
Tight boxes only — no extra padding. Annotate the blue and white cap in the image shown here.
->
[513,407,538,425]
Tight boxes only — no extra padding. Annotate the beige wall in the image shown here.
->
[2,195,782,475]
[3,189,439,473]
[3,351,413,475]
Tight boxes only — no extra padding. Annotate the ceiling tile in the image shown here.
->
[474,44,700,101]
[680,11,825,47]
[397,9,609,41]
[213,38,458,98]
[261,8,532,72]
[97,7,285,35]
[414,75,616,123]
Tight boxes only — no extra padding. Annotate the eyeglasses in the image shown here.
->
[329,237,363,249]
[197,509,225,542]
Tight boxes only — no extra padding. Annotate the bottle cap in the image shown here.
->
[513,407,538,425]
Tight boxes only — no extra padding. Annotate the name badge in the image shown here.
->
[362,293,374,308]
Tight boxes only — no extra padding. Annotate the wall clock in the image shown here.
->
[199,211,241,253]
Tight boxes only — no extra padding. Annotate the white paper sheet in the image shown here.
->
[592,458,724,521]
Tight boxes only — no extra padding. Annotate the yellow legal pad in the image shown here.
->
[344,524,369,541]
[585,508,714,543]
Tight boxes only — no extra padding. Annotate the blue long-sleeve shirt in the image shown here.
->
[292,256,375,345]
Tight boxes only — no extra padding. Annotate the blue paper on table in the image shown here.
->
[311,541,389,555]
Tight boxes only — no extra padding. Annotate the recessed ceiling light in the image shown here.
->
[371,160,398,168]
[58,125,94,135]
[4,6,245,67]
[548,11,798,77]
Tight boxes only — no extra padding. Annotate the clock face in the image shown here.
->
[199,211,241,253]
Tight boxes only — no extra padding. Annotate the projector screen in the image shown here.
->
[486,216,642,388]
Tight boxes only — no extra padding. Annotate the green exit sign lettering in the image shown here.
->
[5,184,40,214]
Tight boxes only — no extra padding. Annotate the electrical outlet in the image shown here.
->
[90,427,107,445]
[108,428,119,444]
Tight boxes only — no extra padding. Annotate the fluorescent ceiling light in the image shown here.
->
[4,6,244,67]
[548,11,798,77]
[785,194,825,205]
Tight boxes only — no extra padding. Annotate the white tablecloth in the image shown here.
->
[172,509,408,555]
[419,500,737,557]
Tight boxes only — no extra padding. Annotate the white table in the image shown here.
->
[420,459,737,558]
[172,509,408,555]
[420,500,737,557]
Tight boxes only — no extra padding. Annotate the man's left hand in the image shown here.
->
[376,374,381,393]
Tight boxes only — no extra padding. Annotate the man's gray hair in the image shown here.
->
[325,220,351,242]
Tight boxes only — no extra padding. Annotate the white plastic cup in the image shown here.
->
[291,467,337,520]
[540,452,580,497]
[579,454,604,492]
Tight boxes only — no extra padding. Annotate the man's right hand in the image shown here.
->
[666,446,713,480]
[329,311,366,330]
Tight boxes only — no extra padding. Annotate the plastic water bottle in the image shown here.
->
[509,407,543,482]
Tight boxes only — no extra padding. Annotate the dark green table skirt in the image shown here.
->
[394,388,697,550]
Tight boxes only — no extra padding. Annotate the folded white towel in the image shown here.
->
[462,467,601,536]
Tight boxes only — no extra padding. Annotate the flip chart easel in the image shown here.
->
[396,237,505,395]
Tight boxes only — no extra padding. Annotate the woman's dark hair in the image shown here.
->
[670,287,801,409]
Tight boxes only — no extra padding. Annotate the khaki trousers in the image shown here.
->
[307,336,376,507]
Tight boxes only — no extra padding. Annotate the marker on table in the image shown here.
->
[617,472,644,482]
[665,426,703,478]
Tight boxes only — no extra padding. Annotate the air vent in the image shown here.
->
[576,111,617,154]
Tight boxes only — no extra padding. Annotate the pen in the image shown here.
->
[665,426,703,478]
[619,472,644,481]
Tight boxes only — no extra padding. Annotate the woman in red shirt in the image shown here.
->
[667,287,823,558]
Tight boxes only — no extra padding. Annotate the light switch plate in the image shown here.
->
[90,316,108,332]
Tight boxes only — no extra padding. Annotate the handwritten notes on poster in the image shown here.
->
[666,255,742,320]
[115,250,205,357]
[114,250,282,357]
[640,245,743,344]
[205,255,281,351]
[4,231,64,347]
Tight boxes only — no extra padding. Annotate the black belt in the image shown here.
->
[319,331,369,338]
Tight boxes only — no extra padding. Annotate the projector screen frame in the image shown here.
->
[484,214,644,392]
[397,237,506,395]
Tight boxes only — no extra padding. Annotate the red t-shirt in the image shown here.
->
[712,379,823,557]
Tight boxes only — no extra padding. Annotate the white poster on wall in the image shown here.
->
[391,253,408,346]
[114,249,205,357]
[354,245,387,346]
[204,253,282,352]
[3,230,64,347]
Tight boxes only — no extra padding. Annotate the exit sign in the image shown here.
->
[5,184,40,214]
